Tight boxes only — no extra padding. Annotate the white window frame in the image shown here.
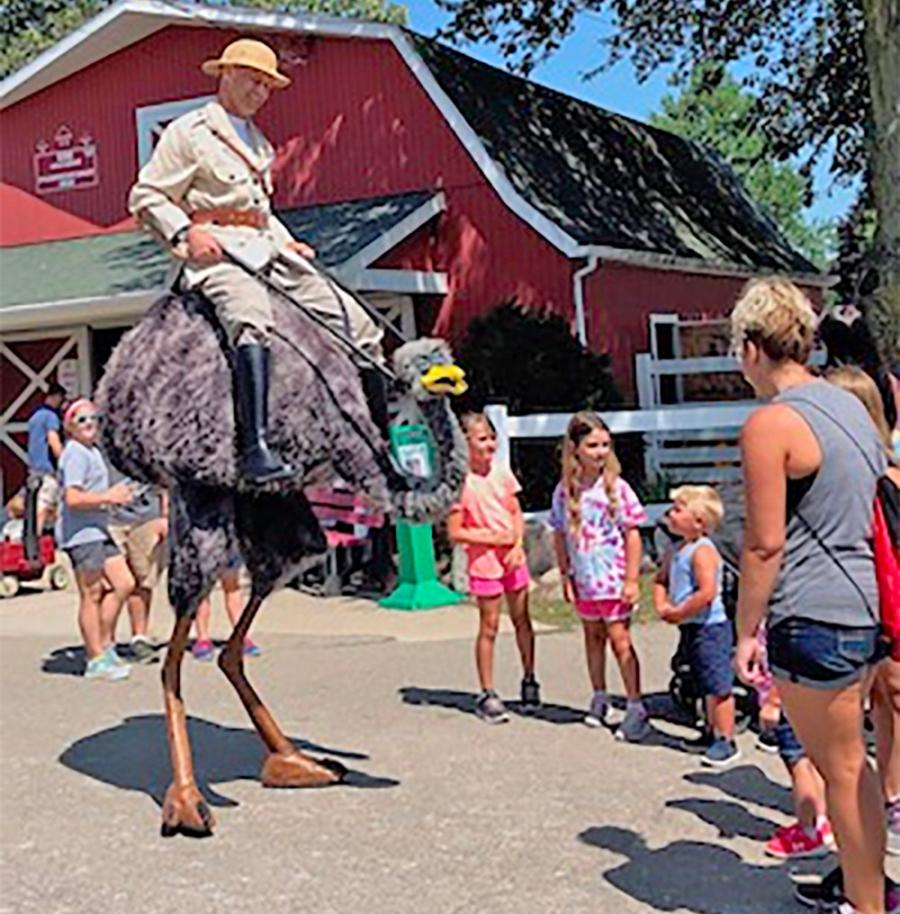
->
[134,95,215,167]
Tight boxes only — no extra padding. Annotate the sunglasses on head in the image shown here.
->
[74,413,101,425]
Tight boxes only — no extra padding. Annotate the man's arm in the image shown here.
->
[47,429,62,461]
[129,121,198,246]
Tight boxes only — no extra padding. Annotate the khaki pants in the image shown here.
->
[194,253,384,362]
[108,519,167,590]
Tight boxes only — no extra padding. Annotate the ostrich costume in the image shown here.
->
[96,290,467,837]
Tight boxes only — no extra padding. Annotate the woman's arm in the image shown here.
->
[65,483,132,511]
[736,407,789,640]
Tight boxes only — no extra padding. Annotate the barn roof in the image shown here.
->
[0,191,444,327]
[413,38,817,277]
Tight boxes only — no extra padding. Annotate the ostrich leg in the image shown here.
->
[161,614,215,837]
[218,593,346,787]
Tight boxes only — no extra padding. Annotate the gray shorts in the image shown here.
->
[64,539,120,573]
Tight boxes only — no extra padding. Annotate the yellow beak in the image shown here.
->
[420,364,468,396]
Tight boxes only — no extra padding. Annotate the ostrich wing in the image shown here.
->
[96,291,392,508]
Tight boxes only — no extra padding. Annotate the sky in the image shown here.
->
[404,0,857,226]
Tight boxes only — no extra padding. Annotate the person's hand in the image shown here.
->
[493,528,519,547]
[151,516,168,544]
[106,483,133,507]
[286,239,316,260]
[656,601,678,623]
[621,578,639,606]
[734,633,765,687]
[563,576,576,604]
[504,544,526,570]
[185,226,223,264]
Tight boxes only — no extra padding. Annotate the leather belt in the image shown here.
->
[191,208,266,229]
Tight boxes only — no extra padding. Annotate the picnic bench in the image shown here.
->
[305,486,386,596]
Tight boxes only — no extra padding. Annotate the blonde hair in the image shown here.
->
[670,485,724,532]
[460,412,496,437]
[562,411,621,533]
[730,277,817,364]
[827,365,893,453]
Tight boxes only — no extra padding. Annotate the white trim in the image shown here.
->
[571,254,599,346]
[0,335,77,425]
[337,192,446,273]
[135,94,215,166]
[574,244,833,287]
[0,291,160,333]
[341,268,448,295]
[0,0,829,284]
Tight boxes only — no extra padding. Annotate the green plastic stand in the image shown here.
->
[379,520,464,610]
[379,423,463,611]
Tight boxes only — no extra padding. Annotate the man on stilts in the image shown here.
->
[129,38,387,484]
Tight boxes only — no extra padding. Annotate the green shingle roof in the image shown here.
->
[0,190,438,310]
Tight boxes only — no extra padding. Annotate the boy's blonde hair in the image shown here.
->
[826,365,893,453]
[730,277,817,364]
[670,485,724,532]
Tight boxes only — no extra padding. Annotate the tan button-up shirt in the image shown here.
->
[129,100,293,256]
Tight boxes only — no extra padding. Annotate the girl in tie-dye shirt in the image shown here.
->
[550,412,649,741]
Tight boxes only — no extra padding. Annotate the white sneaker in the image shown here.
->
[85,652,130,681]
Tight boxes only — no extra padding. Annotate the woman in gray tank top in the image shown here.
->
[730,279,889,914]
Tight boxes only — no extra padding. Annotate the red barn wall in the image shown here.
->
[586,263,823,402]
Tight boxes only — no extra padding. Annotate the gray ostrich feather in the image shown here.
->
[95,290,468,613]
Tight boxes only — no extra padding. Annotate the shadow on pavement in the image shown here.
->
[398,686,585,725]
[666,797,780,841]
[685,765,793,816]
[578,824,790,914]
[59,714,396,809]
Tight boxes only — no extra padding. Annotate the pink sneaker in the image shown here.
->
[765,820,833,859]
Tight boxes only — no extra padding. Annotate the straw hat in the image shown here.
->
[201,39,290,88]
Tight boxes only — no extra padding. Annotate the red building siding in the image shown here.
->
[586,262,823,401]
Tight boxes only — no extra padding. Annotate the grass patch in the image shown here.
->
[528,570,658,631]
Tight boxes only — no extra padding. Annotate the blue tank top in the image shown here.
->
[669,536,727,627]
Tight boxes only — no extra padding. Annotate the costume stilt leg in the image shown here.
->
[161,614,215,837]
[217,593,346,787]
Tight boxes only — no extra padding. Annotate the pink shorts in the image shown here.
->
[575,599,633,623]
[469,565,530,598]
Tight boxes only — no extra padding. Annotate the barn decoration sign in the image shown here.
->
[33,125,99,195]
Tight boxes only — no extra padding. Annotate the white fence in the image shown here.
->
[483,401,754,523]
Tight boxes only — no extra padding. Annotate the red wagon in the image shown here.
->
[0,533,69,598]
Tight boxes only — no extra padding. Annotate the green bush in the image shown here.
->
[455,304,627,511]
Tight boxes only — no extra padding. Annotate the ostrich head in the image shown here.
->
[388,338,469,522]
[392,338,468,403]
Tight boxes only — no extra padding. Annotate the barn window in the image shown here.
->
[134,96,215,167]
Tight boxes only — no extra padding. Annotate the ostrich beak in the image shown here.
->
[420,364,468,396]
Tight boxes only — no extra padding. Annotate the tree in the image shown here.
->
[438,0,899,360]
[650,66,835,267]
[0,0,408,78]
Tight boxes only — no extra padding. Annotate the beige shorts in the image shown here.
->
[31,473,59,512]
[108,519,167,589]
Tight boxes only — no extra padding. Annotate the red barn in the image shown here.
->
[0,0,826,498]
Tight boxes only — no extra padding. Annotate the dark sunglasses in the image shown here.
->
[74,413,101,425]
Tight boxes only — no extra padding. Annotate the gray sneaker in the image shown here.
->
[475,690,510,724]
[130,637,158,665]
[584,692,610,728]
[615,704,650,742]
[888,800,900,857]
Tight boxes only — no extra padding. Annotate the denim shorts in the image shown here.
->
[64,538,120,573]
[773,713,805,766]
[678,621,735,698]
[767,618,881,690]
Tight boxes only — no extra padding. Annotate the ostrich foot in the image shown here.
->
[160,783,215,838]
[261,751,346,788]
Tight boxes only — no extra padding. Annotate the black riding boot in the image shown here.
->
[359,366,391,440]
[234,344,293,484]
